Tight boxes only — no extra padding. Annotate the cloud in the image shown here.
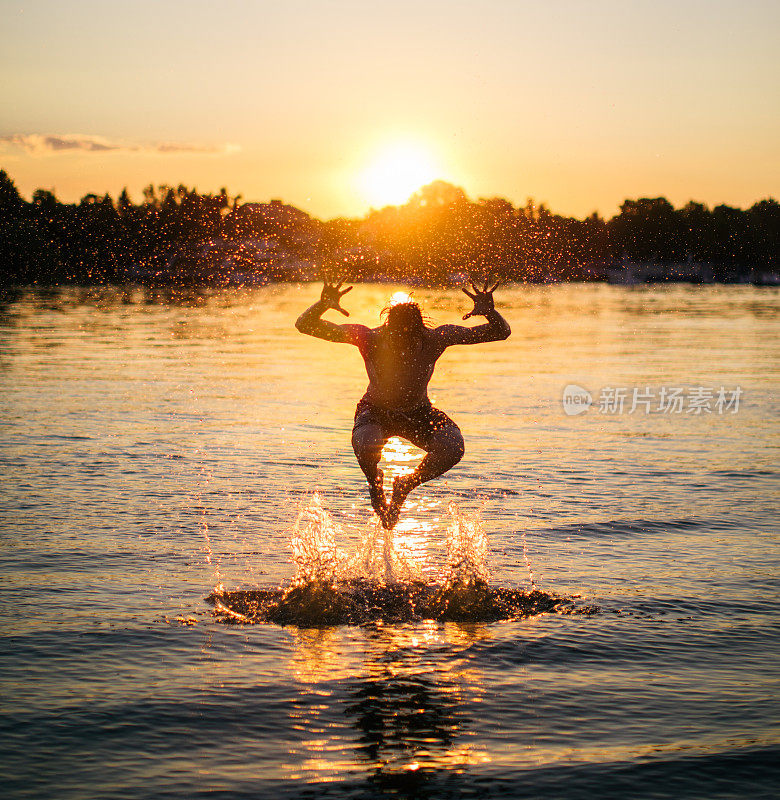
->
[0,133,239,156]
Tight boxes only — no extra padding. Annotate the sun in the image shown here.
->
[358,142,438,208]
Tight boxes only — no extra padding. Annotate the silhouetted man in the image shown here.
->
[296,278,510,528]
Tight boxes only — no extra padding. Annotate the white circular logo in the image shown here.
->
[562,384,592,416]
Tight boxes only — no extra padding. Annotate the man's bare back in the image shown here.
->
[296,278,510,527]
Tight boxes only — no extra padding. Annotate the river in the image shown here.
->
[1,282,778,799]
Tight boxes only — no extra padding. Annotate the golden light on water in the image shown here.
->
[285,621,492,780]
[389,290,413,306]
[380,436,419,471]
[357,141,439,208]
[379,436,441,575]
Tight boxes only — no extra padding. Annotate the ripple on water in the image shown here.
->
[208,578,597,626]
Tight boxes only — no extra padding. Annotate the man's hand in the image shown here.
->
[462,277,501,320]
[321,277,353,317]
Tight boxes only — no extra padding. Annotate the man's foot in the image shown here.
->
[368,469,389,527]
[385,475,416,529]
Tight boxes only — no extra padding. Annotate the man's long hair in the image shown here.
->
[381,300,429,340]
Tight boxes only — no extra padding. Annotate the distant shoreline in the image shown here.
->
[1,170,777,288]
[3,281,778,302]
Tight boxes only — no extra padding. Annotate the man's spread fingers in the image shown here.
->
[338,307,350,317]
[462,287,475,299]
[462,311,473,320]
[340,286,353,296]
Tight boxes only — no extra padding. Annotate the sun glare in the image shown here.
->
[358,142,438,208]
[389,291,412,306]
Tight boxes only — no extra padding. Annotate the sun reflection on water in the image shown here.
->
[285,621,492,784]
[379,436,444,577]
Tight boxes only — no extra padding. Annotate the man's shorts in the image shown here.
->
[352,395,459,451]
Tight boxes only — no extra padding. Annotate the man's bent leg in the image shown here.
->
[387,423,465,527]
[352,423,389,524]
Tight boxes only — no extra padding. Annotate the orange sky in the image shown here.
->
[1,0,778,219]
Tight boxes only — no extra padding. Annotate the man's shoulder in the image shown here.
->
[428,323,462,340]
[344,323,381,347]
[362,325,383,339]
[423,325,458,353]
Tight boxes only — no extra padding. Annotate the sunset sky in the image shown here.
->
[2,0,778,219]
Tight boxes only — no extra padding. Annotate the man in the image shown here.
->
[295,277,511,528]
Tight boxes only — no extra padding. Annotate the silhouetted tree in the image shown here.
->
[0,168,775,287]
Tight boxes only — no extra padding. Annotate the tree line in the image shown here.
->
[0,169,776,286]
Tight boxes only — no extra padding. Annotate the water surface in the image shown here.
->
[1,283,778,799]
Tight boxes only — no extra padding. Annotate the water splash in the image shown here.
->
[208,493,598,626]
[444,502,489,587]
[521,527,536,588]
[290,492,345,585]
[345,517,424,584]
[195,462,221,584]
[291,493,422,585]
[208,581,594,626]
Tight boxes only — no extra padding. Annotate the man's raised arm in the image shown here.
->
[435,279,511,347]
[295,280,367,345]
